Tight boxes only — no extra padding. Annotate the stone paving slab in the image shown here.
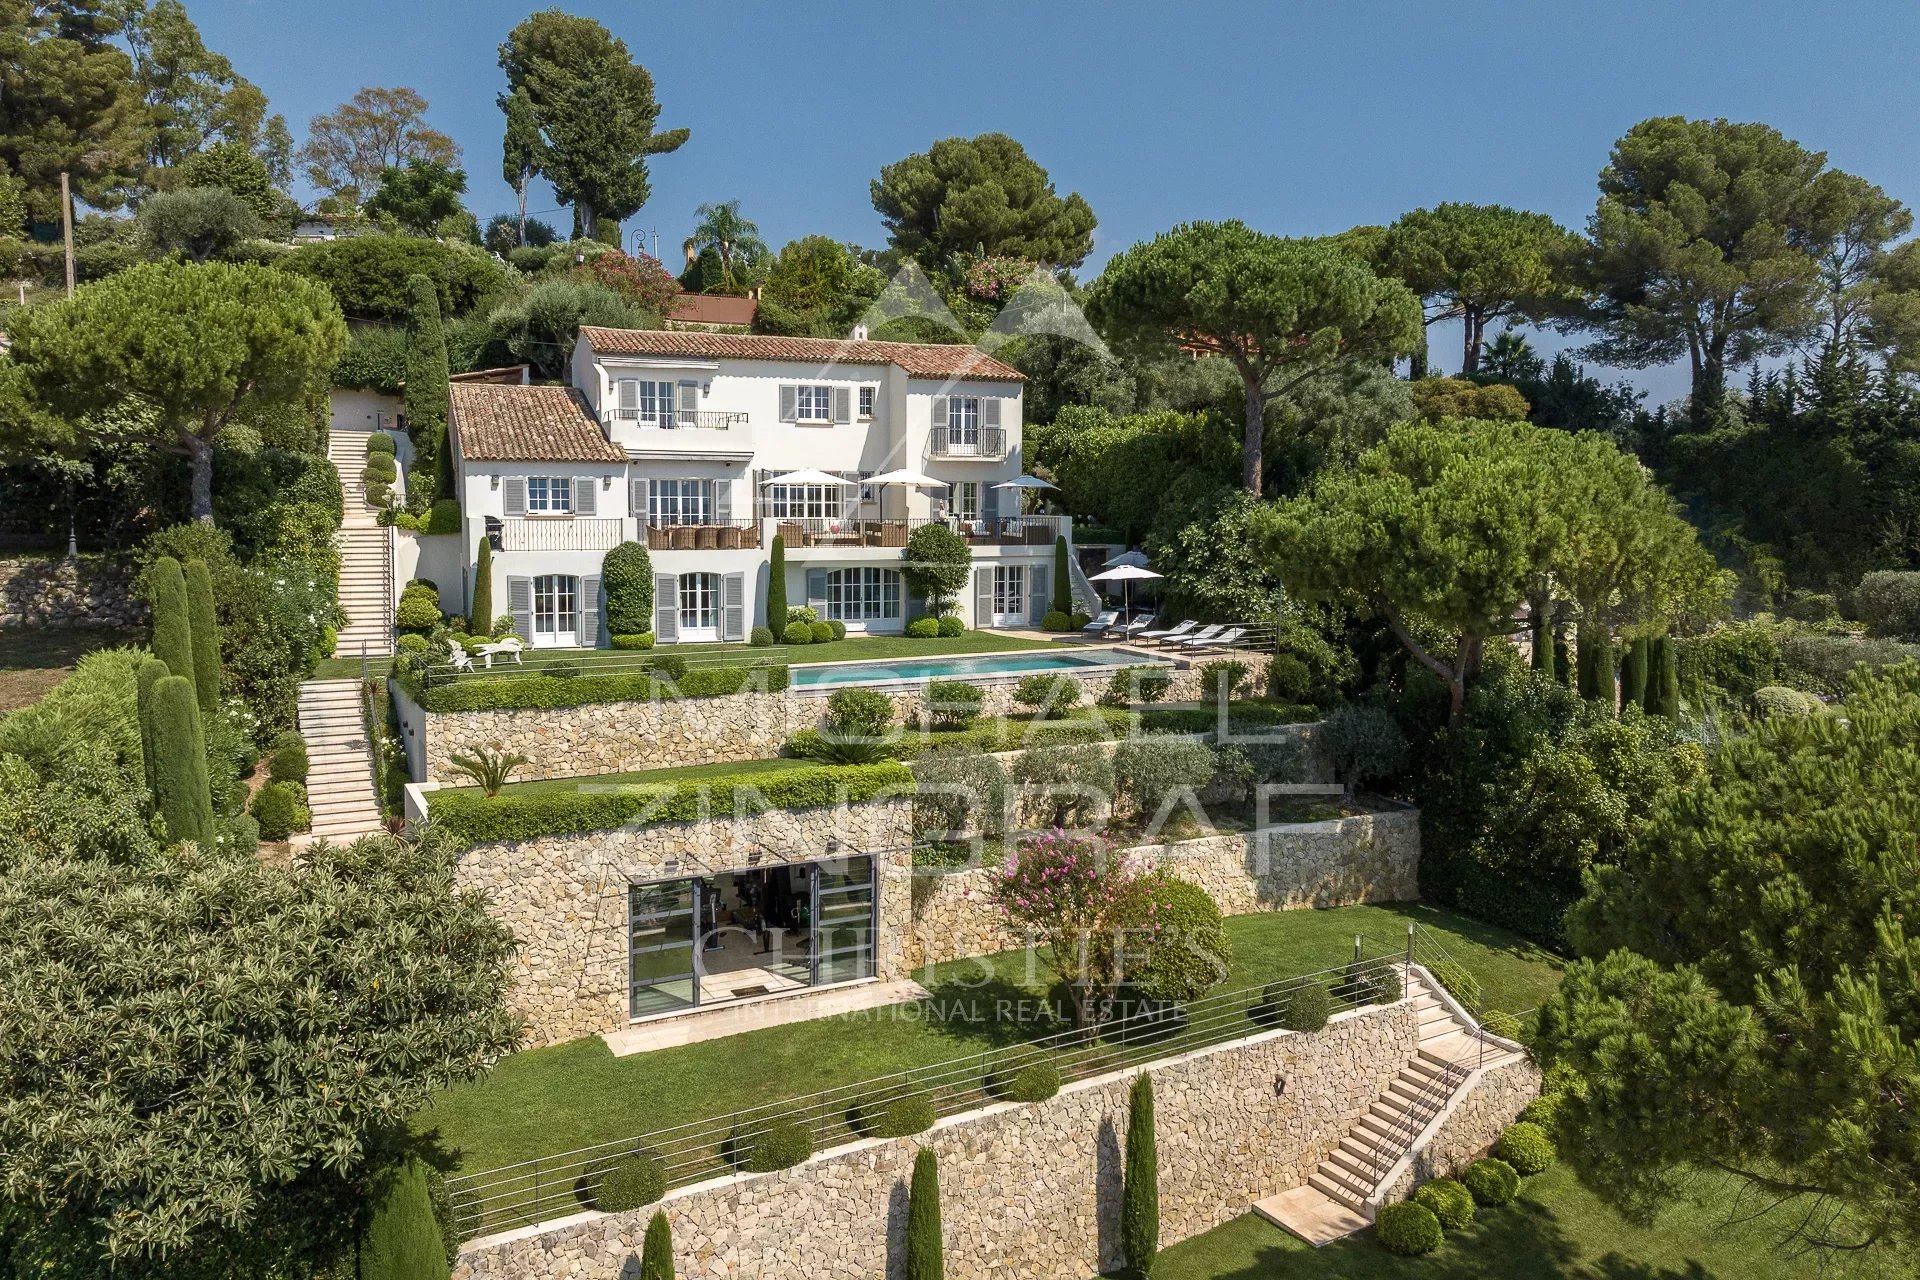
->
[1254,1184,1372,1245]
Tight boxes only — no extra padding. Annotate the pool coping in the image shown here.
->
[787,643,1178,692]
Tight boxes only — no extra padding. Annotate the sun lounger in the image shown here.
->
[1138,620,1200,644]
[1179,625,1247,651]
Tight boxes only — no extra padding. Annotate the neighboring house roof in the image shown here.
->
[450,364,533,385]
[579,326,1026,382]
[665,293,757,328]
[449,384,625,463]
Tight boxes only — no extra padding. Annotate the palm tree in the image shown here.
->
[689,200,768,291]
[1479,329,1541,381]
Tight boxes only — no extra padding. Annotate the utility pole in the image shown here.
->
[59,171,75,297]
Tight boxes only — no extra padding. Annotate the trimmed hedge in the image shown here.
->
[410,662,790,712]
[1138,701,1317,736]
[611,633,657,650]
[783,620,814,645]
[991,1058,1062,1102]
[430,761,913,844]
[733,1118,814,1172]
[1413,1176,1475,1230]
[1375,1201,1442,1256]
[1463,1157,1520,1206]
[594,1150,666,1211]
[937,615,965,637]
[268,729,309,785]
[905,617,940,638]
[1278,982,1331,1032]
[854,1093,936,1138]
[1497,1121,1556,1175]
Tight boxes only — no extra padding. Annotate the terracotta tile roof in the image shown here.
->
[579,326,1026,382]
[449,384,625,463]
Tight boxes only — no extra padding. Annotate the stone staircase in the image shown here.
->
[1256,968,1525,1245]
[327,422,394,659]
[296,677,385,841]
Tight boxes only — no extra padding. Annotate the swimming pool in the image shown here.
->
[789,646,1170,688]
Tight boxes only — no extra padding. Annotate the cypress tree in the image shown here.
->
[469,535,493,635]
[1551,631,1572,686]
[1576,625,1614,709]
[135,657,170,799]
[1051,535,1072,617]
[404,274,450,496]
[1529,608,1555,681]
[358,1159,451,1280]
[147,675,213,845]
[1121,1074,1159,1279]
[1621,636,1651,708]
[904,1146,943,1280]
[184,559,221,719]
[1650,634,1682,719]
[767,534,788,629]
[639,1210,674,1280]
[148,556,195,687]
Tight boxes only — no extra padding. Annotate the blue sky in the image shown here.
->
[198,0,1920,402]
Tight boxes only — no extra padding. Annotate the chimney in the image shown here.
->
[851,324,868,341]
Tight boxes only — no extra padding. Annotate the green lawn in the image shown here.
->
[1148,1163,1904,1280]
[443,755,817,798]
[312,654,393,680]
[0,627,141,712]
[420,631,1060,677]
[416,904,1560,1185]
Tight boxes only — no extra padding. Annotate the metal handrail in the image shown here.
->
[607,409,748,431]
[445,944,1407,1238]
[927,426,1008,458]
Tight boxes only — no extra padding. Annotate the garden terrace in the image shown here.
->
[418,905,1560,1237]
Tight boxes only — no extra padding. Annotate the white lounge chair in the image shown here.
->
[1107,614,1162,639]
[1138,620,1200,645]
[447,640,475,673]
[474,636,524,668]
[1179,625,1247,651]
[1159,622,1221,648]
[1079,610,1120,636]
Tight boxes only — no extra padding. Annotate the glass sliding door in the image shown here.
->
[628,880,698,1017]
[812,855,876,986]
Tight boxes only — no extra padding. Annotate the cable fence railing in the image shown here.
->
[445,941,1412,1240]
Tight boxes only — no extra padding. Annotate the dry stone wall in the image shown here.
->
[456,1000,1421,1280]
[416,652,1273,783]
[904,809,1420,970]
[0,555,141,629]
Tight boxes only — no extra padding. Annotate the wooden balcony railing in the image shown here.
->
[643,520,762,551]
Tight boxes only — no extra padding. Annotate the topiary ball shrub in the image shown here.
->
[905,617,940,638]
[827,620,847,640]
[396,633,430,654]
[750,625,775,647]
[825,687,895,739]
[783,620,814,645]
[365,433,396,456]
[363,452,398,481]
[990,1058,1063,1102]
[809,621,834,644]
[268,730,308,785]
[854,1093,936,1139]
[1413,1177,1475,1230]
[733,1118,815,1173]
[1070,611,1091,630]
[1496,1121,1556,1175]
[1375,1201,1443,1256]
[1338,959,1403,1007]
[594,1150,666,1211]
[249,781,305,841]
[1041,609,1072,632]
[610,632,655,650]
[937,615,965,637]
[1279,982,1331,1033]
[1463,1157,1520,1206]
[395,594,440,633]
[1749,684,1820,718]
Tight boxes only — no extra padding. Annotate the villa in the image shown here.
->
[444,326,1074,647]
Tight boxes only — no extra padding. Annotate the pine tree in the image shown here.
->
[1052,535,1072,617]
[1621,636,1650,708]
[469,535,493,635]
[358,1158,451,1280]
[183,559,221,719]
[639,1210,674,1280]
[767,534,788,629]
[146,674,213,845]
[1121,1074,1159,1279]
[135,657,170,799]
[905,1146,943,1280]
[148,556,195,689]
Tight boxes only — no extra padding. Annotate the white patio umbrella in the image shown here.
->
[1086,562,1163,618]
[759,468,859,487]
[1103,548,1151,569]
[992,475,1056,490]
[863,468,945,487]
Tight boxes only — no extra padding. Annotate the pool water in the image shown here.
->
[790,646,1168,688]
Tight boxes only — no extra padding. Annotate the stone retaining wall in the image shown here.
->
[1382,1056,1541,1202]
[457,999,1422,1279]
[0,554,142,629]
[903,808,1421,970]
[416,651,1273,784]
[457,799,915,1045]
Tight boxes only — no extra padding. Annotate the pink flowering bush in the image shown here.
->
[964,255,1037,302]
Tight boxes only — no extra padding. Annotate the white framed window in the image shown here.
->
[649,479,713,526]
[825,568,901,622]
[993,565,1024,618]
[948,396,980,445]
[533,574,579,642]
[794,384,833,422]
[857,386,875,419]
[526,476,573,513]
[617,379,675,424]
[679,572,719,635]
[768,484,843,520]
[947,481,979,522]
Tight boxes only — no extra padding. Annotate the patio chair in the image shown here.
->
[474,635,524,668]
[1107,613,1162,640]
[1079,610,1120,636]
[1141,620,1205,646]
[1179,625,1247,651]
[447,640,475,673]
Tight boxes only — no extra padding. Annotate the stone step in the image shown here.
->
[1308,1173,1367,1213]
[1338,1136,1392,1171]
[1327,1148,1385,1189]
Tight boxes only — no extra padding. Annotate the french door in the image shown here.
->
[532,574,579,647]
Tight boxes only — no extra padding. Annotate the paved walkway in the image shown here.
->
[327,420,394,659]
[295,677,385,842]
